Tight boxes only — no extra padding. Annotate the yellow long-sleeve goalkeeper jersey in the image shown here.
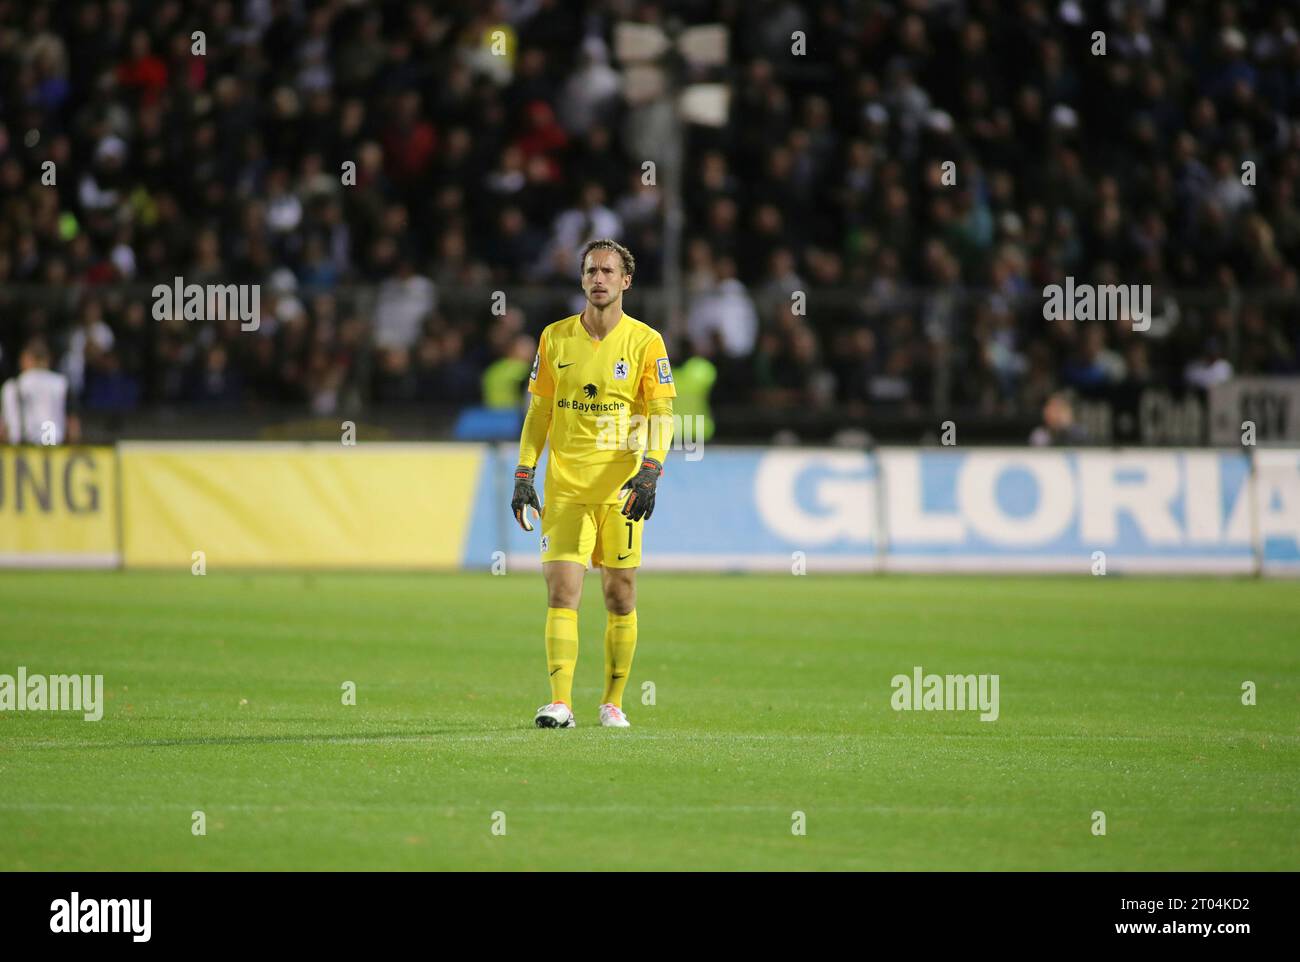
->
[522,313,676,505]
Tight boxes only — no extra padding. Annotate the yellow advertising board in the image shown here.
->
[118,443,483,569]
[0,446,119,567]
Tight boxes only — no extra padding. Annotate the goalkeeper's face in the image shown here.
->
[581,249,631,308]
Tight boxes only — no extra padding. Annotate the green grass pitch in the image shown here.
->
[0,571,1296,871]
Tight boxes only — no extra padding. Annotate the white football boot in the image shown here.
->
[534,701,576,729]
[598,703,630,728]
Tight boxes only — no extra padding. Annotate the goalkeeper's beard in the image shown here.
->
[586,288,622,314]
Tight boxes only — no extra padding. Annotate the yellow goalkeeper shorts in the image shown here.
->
[539,500,642,569]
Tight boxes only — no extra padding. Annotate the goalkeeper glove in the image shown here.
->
[511,464,541,531]
[620,457,662,522]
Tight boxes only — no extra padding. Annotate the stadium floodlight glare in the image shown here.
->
[675,25,729,67]
[614,21,728,68]
[678,84,729,127]
[613,22,672,62]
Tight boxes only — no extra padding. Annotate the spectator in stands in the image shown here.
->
[1029,391,1086,447]
[686,256,758,359]
[481,334,536,409]
[0,0,1296,438]
[373,256,436,351]
[1,338,79,445]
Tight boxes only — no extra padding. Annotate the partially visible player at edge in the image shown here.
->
[511,239,676,729]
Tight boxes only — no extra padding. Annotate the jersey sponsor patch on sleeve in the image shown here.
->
[530,351,540,380]
[656,357,673,384]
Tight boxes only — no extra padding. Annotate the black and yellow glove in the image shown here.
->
[511,464,541,531]
[620,457,663,522]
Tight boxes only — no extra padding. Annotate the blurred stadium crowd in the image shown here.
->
[1,0,1299,436]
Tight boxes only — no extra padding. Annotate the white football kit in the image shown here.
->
[1,369,71,444]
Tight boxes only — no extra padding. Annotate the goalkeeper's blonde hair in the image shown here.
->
[580,238,635,278]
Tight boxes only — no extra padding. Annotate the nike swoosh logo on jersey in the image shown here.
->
[558,362,574,368]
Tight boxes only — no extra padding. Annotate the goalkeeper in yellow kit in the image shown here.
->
[511,239,676,729]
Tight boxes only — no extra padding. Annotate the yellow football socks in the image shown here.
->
[545,607,579,706]
[601,610,638,708]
